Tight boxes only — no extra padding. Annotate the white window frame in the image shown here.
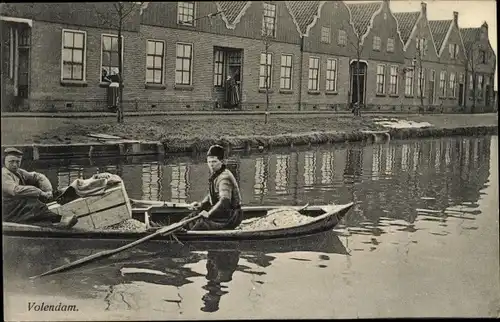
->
[326,58,337,92]
[213,49,225,87]
[145,39,165,85]
[262,2,277,38]
[308,56,320,91]
[8,27,14,79]
[100,33,124,83]
[61,29,87,82]
[376,64,386,94]
[373,36,381,51]
[175,42,194,86]
[259,52,273,89]
[389,65,398,95]
[338,30,347,46]
[449,72,456,98]
[321,26,331,44]
[280,54,293,90]
[417,68,426,98]
[439,70,447,97]
[405,68,414,96]
[386,38,394,53]
[177,2,196,26]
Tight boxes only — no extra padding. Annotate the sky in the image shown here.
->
[388,0,498,90]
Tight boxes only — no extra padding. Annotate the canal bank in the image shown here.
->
[1,113,497,159]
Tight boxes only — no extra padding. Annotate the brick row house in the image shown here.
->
[0,1,496,112]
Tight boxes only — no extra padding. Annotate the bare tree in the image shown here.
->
[261,21,273,123]
[461,43,478,112]
[95,2,145,123]
[348,33,364,117]
[415,36,427,114]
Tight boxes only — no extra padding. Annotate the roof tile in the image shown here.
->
[345,1,383,37]
[217,1,249,25]
[286,0,320,34]
[460,27,481,52]
[393,11,420,44]
[428,20,452,53]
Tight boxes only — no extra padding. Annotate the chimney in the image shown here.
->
[482,21,488,30]
[421,2,427,18]
[453,11,458,26]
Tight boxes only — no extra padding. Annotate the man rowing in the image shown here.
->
[184,145,243,231]
[2,148,78,228]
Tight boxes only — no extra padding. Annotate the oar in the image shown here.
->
[29,213,203,279]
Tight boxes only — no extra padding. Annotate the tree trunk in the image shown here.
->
[356,56,361,116]
[117,13,124,123]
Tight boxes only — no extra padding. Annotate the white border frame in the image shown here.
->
[61,29,87,82]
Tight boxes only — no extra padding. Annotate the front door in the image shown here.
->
[213,47,243,109]
[350,61,367,105]
[458,73,464,107]
[485,85,491,106]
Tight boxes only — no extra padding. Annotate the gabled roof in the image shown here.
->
[345,1,383,37]
[286,0,320,35]
[216,1,250,27]
[460,27,481,53]
[393,11,420,44]
[428,19,452,53]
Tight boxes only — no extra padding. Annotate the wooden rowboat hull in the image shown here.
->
[2,202,353,241]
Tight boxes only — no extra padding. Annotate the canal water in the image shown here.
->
[3,135,499,319]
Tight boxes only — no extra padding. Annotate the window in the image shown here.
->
[376,64,386,94]
[439,71,446,97]
[480,50,487,63]
[308,57,320,91]
[321,27,331,43]
[177,2,195,26]
[338,30,347,46]
[262,2,276,37]
[389,66,398,95]
[62,30,85,81]
[449,44,459,59]
[373,36,381,51]
[280,54,292,90]
[175,43,192,85]
[405,68,414,96]
[416,37,427,56]
[449,72,456,97]
[387,38,394,53]
[326,58,337,91]
[101,34,122,82]
[417,68,426,97]
[469,74,474,90]
[477,74,484,99]
[213,49,224,87]
[146,40,164,84]
[259,53,272,89]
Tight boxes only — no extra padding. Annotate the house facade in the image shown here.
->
[1,1,496,113]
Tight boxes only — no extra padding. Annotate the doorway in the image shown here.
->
[458,73,464,107]
[213,47,243,109]
[349,61,367,106]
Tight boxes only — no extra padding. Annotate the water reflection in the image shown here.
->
[26,136,492,230]
[201,250,240,313]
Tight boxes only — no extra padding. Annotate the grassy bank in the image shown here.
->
[1,113,497,152]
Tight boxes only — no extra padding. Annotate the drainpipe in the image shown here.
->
[298,36,304,111]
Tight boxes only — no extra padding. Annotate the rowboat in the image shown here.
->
[2,200,354,242]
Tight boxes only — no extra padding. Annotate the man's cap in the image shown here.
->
[207,144,224,160]
[4,147,23,156]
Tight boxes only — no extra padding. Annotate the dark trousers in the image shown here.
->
[2,197,62,226]
[184,208,243,231]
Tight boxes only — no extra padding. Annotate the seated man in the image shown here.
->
[2,148,77,228]
[185,145,243,231]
